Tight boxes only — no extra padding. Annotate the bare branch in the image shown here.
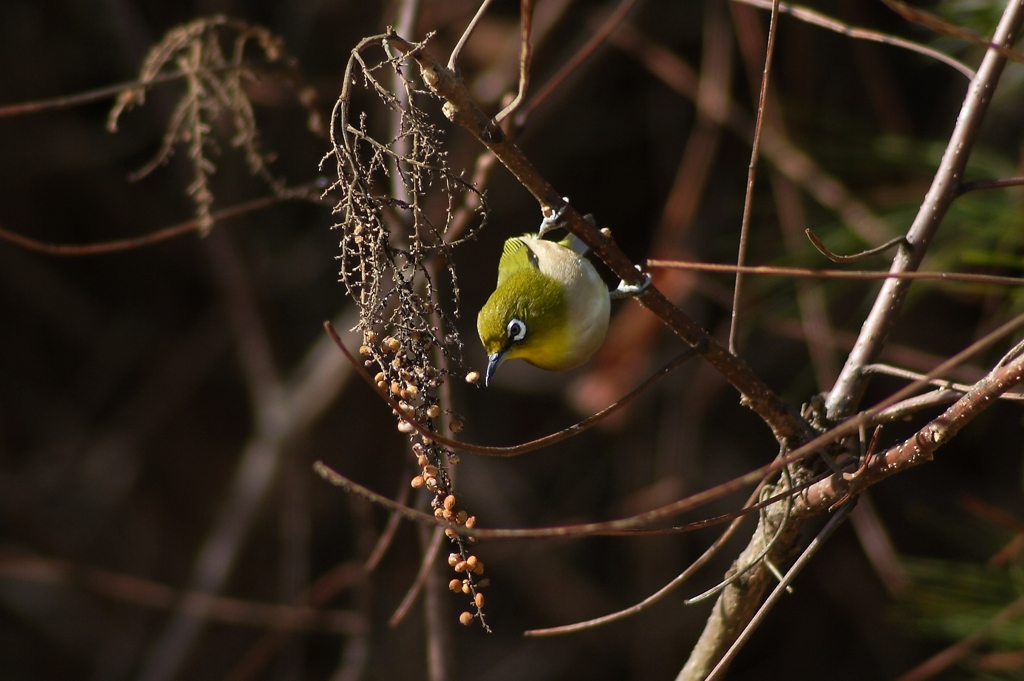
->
[493,0,534,124]
[825,0,1024,419]
[729,0,781,353]
[648,258,1024,288]
[805,228,909,263]
[0,551,366,636]
[734,0,975,78]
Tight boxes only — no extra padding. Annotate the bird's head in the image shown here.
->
[476,267,569,386]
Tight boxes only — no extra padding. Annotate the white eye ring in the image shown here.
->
[507,318,527,342]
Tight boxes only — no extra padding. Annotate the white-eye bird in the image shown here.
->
[476,231,613,386]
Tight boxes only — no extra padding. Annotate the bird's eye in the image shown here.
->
[507,318,527,342]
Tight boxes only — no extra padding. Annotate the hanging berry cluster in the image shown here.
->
[326,34,491,630]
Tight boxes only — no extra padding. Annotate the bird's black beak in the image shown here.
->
[484,349,508,387]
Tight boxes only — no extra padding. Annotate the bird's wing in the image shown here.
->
[497,236,539,286]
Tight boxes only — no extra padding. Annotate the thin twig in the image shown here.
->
[733,0,974,78]
[958,175,1024,194]
[0,182,323,256]
[514,0,642,125]
[326,320,701,456]
[448,0,496,71]
[806,228,909,263]
[364,480,412,572]
[647,259,1024,288]
[880,0,1024,64]
[608,21,892,247]
[493,0,535,124]
[0,551,365,635]
[524,483,767,637]
[389,526,444,626]
[0,63,265,118]
[729,0,781,353]
[862,362,1024,401]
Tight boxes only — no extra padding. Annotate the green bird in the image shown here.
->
[477,233,608,386]
[476,219,650,386]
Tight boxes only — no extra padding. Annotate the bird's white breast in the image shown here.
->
[524,237,611,369]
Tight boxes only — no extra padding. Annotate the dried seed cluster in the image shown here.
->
[326,34,491,632]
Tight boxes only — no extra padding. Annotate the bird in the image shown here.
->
[477,232,609,386]
[476,215,650,386]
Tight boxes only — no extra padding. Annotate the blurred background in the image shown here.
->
[1,0,1024,679]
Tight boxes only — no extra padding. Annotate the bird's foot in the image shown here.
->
[611,266,652,299]
[538,197,571,236]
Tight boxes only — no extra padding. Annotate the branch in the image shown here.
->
[382,30,808,446]
[0,551,365,636]
[799,345,1024,517]
[825,0,1024,419]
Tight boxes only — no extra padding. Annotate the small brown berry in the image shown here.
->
[466,556,479,570]
[387,337,401,352]
[449,579,462,593]
[412,443,424,455]
[400,389,411,400]
[406,384,419,397]
[444,528,457,539]
[448,454,460,465]
[411,475,425,489]
[444,495,457,510]
[391,357,402,369]
[380,338,394,353]
[416,454,429,467]
[449,419,464,433]
[459,612,474,626]
[374,372,386,383]
[390,381,402,394]
[442,508,453,520]
[464,515,476,529]
[425,477,439,492]
[434,508,445,519]
[426,404,441,419]
[473,562,485,575]
[397,420,414,433]
[454,561,468,573]
[474,592,485,608]
[422,465,439,477]
[359,345,372,356]
[398,402,414,417]
[448,553,460,566]
[465,371,480,384]
[462,582,472,594]
[376,380,387,390]
[456,510,468,524]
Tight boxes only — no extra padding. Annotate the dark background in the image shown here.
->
[1,1,1023,680]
